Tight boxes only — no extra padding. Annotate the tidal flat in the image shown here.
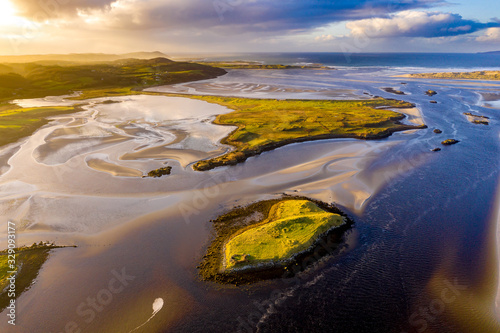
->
[0,66,499,333]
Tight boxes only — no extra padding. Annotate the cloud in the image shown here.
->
[346,11,500,38]
[315,34,336,42]
[11,0,445,32]
[476,27,500,42]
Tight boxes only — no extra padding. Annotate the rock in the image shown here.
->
[425,90,437,96]
[433,129,442,134]
[441,139,459,145]
[146,166,172,178]
[430,100,437,104]
[382,87,406,95]
[431,148,441,152]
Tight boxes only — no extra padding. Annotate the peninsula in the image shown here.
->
[400,71,500,81]
[0,242,76,312]
[192,96,425,171]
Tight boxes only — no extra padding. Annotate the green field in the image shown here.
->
[0,104,81,147]
[403,71,500,80]
[0,243,74,312]
[224,200,344,270]
[0,57,226,148]
[193,96,421,170]
[198,196,352,284]
[0,57,226,102]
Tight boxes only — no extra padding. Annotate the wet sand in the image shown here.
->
[1,67,499,332]
[146,69,368,100]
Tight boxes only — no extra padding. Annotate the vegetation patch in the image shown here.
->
[0,105,82,147]
[192,96,425,171]
[0,58,226,149]
[464,112,489,125]
[198,196,353,285]
[0,242,76,312]
[0,58,226,102]
[145,166,172,178]
[403,71,500,81]
[441,139,460,145]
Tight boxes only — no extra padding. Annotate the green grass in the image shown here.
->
[0,58,226,103]
[0,57,226,149]
[0,105,80,147]
[0,243,75,312]
[197,196,352,284]
[224,200,344,270]
[69,87,143,100]
[192,96,421,170]
[405,71,500,80]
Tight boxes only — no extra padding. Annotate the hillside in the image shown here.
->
[0,57,226,102]
[0,51,168,64]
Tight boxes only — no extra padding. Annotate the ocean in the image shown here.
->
[203,52,500,69]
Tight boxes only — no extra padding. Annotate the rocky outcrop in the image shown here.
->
[441,139,459,145]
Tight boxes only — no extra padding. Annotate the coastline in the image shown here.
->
[194,112,426,171]
[198,196,354,285]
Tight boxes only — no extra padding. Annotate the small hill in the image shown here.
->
[0,51,169,64]
[0,57,226,102]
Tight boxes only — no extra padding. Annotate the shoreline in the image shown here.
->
[198,195,354,285]
[193,112,426,171]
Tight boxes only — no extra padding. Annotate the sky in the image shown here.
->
[0,0,499,55]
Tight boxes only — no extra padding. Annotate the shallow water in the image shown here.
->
[1,68,499,333]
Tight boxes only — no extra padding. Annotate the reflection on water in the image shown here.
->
[0,68,499,332]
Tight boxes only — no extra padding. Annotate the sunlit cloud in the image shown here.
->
[314,34,336,42]
[476,27,500,42]
[346,11,500,38]
[2,0,500,54]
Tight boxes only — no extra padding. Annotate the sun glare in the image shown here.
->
[0,0,22,26]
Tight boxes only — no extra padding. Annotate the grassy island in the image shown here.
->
[224,200,344,270]
[0,242,76,312]
[198,196,352,284]
[193,97,424,171]
[401,71,500,81]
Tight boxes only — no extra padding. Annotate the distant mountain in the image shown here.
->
[478,51,500,55]
[0,51,168,64]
